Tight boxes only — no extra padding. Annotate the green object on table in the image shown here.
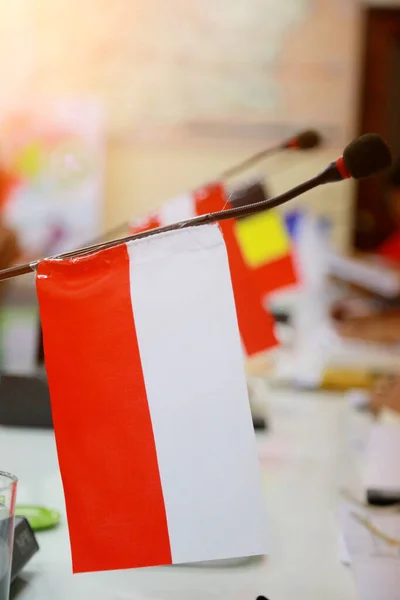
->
[15,505,61,531]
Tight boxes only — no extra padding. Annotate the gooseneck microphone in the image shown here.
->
[228,133,390,216]
[316,133,392,184]
[87,128,324,246]
[61,133,392,250]
[223,128,322,179]
[283,128,322,150]
[0,133,391,282]
[185,134,391,224]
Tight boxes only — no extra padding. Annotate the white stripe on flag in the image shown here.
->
[127,224,268,563]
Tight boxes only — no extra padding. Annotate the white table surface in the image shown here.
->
[1,389,371,600]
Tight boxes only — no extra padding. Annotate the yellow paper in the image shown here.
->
[235,211,290,268]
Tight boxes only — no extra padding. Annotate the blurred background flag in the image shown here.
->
[235,208,298,296]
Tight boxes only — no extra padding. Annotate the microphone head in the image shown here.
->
[296,129,322,150]
[343,133,392,179]
[285,129,322,150]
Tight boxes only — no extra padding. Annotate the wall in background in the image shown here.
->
[0,0,362,250]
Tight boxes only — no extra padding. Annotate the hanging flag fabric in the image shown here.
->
[235,210,298,296]
[228,179,298,296]
[36,224,268,574]
[130,183,277,356]
[195,184,277,355]
[235,211,291,268]
[130,213,161,233]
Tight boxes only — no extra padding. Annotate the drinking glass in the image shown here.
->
[0,472,17,600]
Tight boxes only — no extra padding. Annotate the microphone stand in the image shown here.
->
[0,172,324,283]
[87,137,312,246]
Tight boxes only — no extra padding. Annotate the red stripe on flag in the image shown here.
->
[36,245,172,573]
[194,184,277,356]
[253,254,298,296]
[130,214,161,234]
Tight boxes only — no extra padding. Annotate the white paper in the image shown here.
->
[353,561,400,600]
[338,531,351,566]
[289,213,331,387]
[339,501,400,600]
[364,424,400,495]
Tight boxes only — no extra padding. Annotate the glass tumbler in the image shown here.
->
[0,472,17,600]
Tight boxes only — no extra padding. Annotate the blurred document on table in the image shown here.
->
[36,224,268,573]
[339,500,400,600]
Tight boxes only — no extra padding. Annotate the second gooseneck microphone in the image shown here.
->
[223,128,322,179]
[63,133,392,255]
[283,129,322,150]
[195,133,392,224]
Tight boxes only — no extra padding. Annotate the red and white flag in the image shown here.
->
[130,183,277,356]
[37,224,268,574]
